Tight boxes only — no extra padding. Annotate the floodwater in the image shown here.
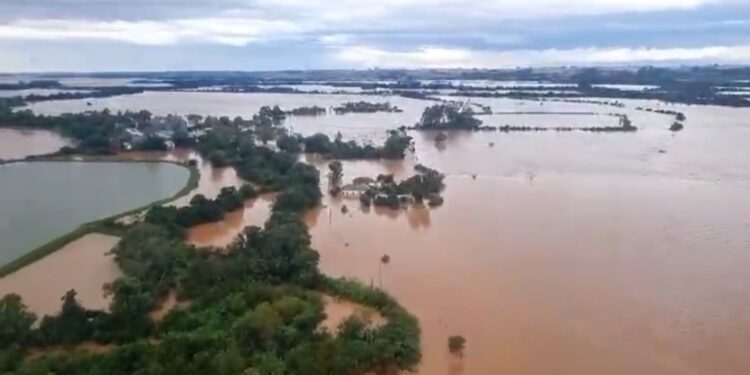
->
[0,161,190,266]
[310,172,750,375]
[302,100,750,375]
[119,149,273,248]
[321,294,386,333]
[0,233,121,317]
[119,149,246,207]
[187,194,275,248]
[15,92,750,374]
[0,128,70,160]
[21,91,422,117]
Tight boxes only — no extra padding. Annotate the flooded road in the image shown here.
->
[0,233,121,317]
[0,128,70,159]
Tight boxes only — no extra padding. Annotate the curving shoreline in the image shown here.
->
[0,156,200,278]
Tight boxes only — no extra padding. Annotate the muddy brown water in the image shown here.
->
[0,128,70,160]
[13,94,750,374]
[0,233,121,317]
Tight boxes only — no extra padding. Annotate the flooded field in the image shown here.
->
[0,128,70,159]
[11,92,750,374]
[22,91,428,119]
[0,233,121,316]
[0,161,190,266]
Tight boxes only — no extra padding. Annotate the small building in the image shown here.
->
[397,194,415,203]
[123,128,146,144]
[150,115,188,133]
[352,176,376,186]
[340,184,369,198]
[153,130,174,140]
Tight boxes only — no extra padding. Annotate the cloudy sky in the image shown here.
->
[0,0,749,72]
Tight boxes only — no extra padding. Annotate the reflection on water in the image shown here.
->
[0,128,70,159]
[0,234,121,317]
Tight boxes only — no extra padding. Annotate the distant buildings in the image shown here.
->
[119,114,188,151]
[150,115,188,134]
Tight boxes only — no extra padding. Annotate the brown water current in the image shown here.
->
[0,128,70,159]
[0,233,121,317]
[15,93,750,374]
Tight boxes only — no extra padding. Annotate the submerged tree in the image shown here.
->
[328,161,343,195]
[448,335,467,354]
[416,104,482,130]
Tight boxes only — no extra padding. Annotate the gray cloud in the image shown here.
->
[0,0,748,71]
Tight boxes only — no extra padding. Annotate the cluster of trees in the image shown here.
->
[0,80,62,90]
[195,107,294,164]
[491,124,637,133]
[191,107,411,162]
[328,161,344,195]
[332,101,403,114]
[635,106,686,121]
[0,119,421,373]
[297,131,412,160]
[0,105,190,155]
[670,122,684,132]
[145,186,257,237]
[635,106,687,131]
[286,106,327,116]
[360,165,446,208]
[415,104,482,130]
[448,335,466,354]
[23,87,146,104]
[196,125,324,214]
[0,107,135,155]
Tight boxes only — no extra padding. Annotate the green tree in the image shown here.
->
[448,335,466,354]
[0,294,36,348]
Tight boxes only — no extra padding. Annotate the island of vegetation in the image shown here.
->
[286,105,327,116]
[415,104,483,130]
[411,103,637,132]
[333,101,403,114]
[346,164,447,209]
[0,105,422,374]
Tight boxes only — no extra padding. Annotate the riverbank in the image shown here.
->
[0,156,199,278]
